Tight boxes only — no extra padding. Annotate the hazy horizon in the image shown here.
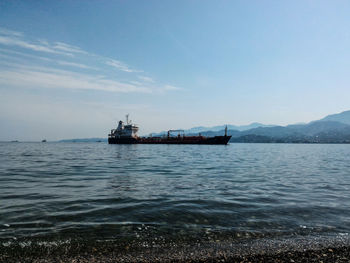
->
[2,109,349,142]
[1,1,350,141]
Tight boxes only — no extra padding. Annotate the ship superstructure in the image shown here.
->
[109,115,139,143]
[108,115,231,145]
[110,114,139,138]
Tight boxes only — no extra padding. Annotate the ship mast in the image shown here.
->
[126,114,129,125]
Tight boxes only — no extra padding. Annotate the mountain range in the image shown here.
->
[193,110,350,143]
[59,110,350,143]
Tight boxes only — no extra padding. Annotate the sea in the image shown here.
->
[1,142,350,257]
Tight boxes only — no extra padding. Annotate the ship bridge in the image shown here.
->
[109,115,139,138]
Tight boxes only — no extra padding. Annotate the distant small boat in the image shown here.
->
[42,139,47,143]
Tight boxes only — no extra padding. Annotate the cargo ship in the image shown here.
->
[108,115,231,145]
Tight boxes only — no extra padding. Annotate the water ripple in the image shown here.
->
[1,142,350,243]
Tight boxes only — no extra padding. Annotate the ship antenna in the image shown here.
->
[225,125,227,137]
[126,114,129,125]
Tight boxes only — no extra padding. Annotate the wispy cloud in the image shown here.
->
[0,66,151,93]
[57,60,96,70]
[0,35,69,55]
[53,42,87,54]
[0,27,180,94]
[0,27,84,56]
[138,75,154,83]
[164,84,181,91]
[106,59,140,73]
[0,27,23,37]
[0,47,52,61]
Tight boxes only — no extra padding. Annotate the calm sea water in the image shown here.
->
[1,142,350,249]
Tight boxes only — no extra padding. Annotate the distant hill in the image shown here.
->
[152,122,276,137]
[287,121,350,136]
[185,122,276,133]
[58,110,350,144]
[319,110,350,125]
[187,110,350,143]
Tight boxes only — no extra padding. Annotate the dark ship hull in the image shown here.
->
[108,135,231,145]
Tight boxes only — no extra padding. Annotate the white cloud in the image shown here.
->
[128,80,143,86]
[0,27,181,94]
[0,29,84,56]
[0,67,151,93]
[0,35,67,55]
[57,60,96,69]
[138,75,154,82]
[164,84,181,91]
[53,42,86,54]
[106,59,139,73]
[0,27,23,37]
[0,47,52,61]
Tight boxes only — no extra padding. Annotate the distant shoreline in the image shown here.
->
[2,140,350,144]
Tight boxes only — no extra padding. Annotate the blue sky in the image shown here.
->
[1,1,350,140]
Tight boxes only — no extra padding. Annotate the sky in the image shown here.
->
[1,1,350,141]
